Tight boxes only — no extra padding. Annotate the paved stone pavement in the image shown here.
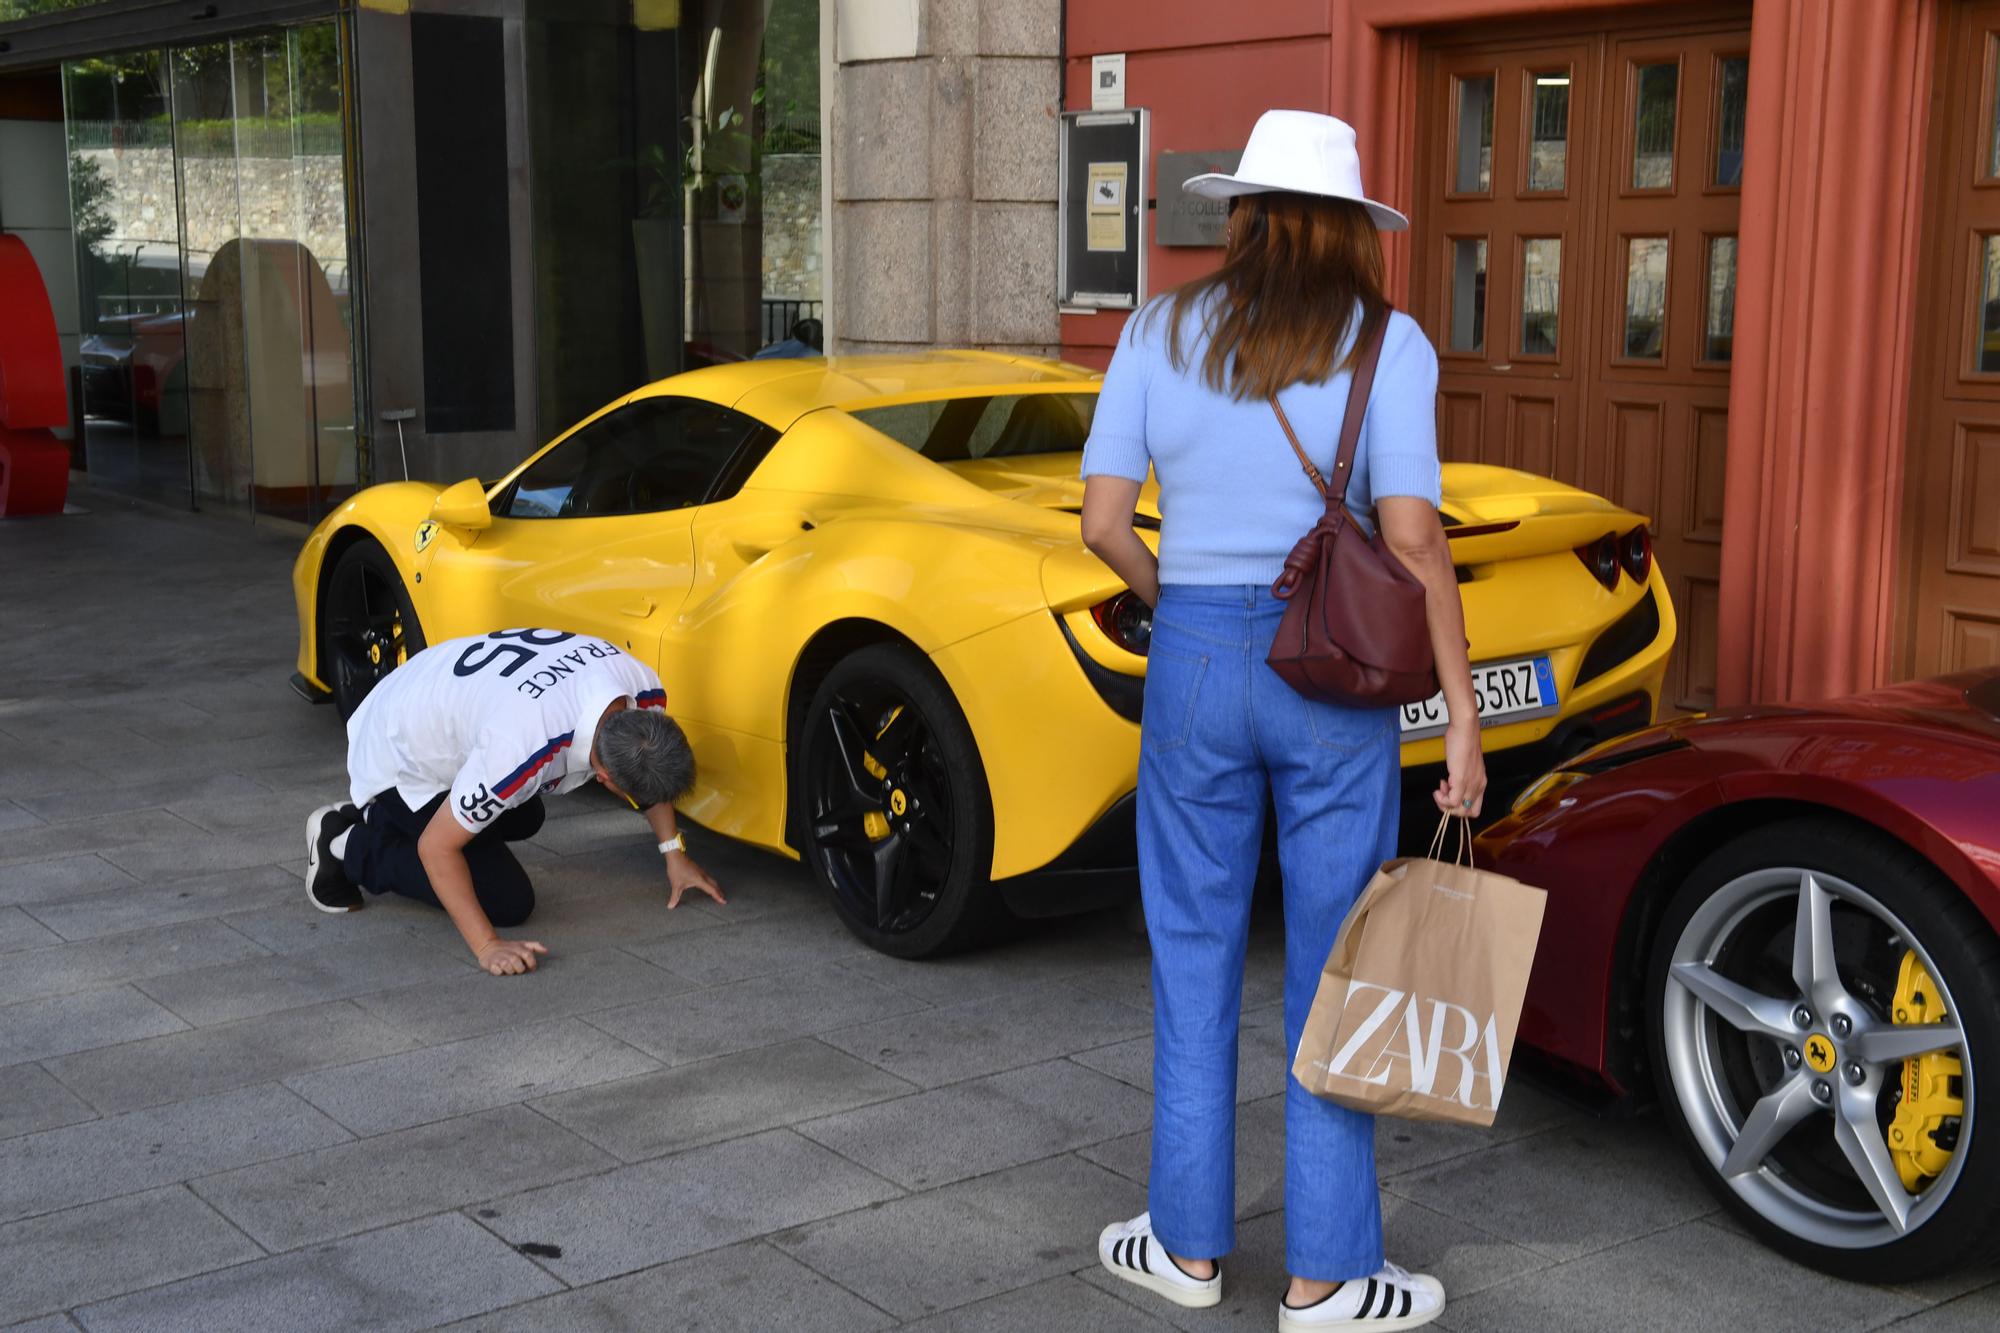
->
[2,492,1996,1331]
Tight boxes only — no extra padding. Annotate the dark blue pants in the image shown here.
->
[342,789,545,927]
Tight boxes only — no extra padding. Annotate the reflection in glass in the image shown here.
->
[1623,238,1668,359]
[1454,74,1495,193]
[1528,73,1569,192]
[1714,56,1748,187]
[1449,238,1487,353]
[63,51,193,507]
[1992,37,2000,179]
[172,27,358,522]
[1980,236,2000,374]
[1521,238,1561,355]
[1704,235,1738,363]
[1632,61,1678,190]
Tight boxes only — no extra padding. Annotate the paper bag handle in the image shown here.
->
[1427,814,1475,868]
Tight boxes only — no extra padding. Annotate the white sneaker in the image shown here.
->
[1098,1213,1221,1309]
[1278,1261,1444,1330]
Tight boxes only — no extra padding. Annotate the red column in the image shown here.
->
[1717,0,1938,704]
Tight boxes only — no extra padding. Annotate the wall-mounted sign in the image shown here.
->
[1059,109,1148,310]
[1090,53,1126,110]
[1156,150,1242,247]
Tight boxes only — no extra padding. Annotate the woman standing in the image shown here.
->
[1081,110,1486,1331]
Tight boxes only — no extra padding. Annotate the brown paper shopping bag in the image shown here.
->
[1292,817,1547,1126]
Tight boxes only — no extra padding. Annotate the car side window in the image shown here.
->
[503,397,764,519]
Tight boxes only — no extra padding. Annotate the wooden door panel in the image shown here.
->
[1439,390,1485,461]
[1949,422,2000,577]
[1686,406,1730,544]
[1906,0,2000,678]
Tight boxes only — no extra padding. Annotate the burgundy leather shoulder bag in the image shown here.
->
[1266,309,1440,707]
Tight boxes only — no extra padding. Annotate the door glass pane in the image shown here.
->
[1703,235,1738,363]
[1990,37,2000,180]
[1713,56,1748,187]
[1449,237,1488,353]
[1979,236,2000,373]
[1632,61,1678,190]
[63,51,193,508]
[1527,72,1570,192]
[173,28,360,523]
[1454,74,1494,193]
[1521,237,1561,355]
[1624,238,1668,358]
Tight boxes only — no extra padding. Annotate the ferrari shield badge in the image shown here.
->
[414,520,440,553]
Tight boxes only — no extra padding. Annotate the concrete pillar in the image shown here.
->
[829,0,1060,356]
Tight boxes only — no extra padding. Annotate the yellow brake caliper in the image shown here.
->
[858,707,902,842]
[1886,951,1963,1192]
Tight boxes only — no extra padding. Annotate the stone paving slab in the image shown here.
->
[819,977,1154,1088]
[134,933,476,1027]
[73,1212,564,1333]
[13,773,271,826]
[43,1000,420,1115]
[478,1127,904,1286]
[0,984,189,1066]
[582,959,930,1067]
[899,1275,1171,1333]
[25,864,300,941]
[799,1057,1154,1191]
[0,1063,97,1141]
[0,904,61,952]
[434,1239,899,1332]
[351,947,696,1045]
[1079,1092,1289,1222]
[0,917,269,1007]
[0,1186,263,1326]
[532,1037,916,1162]
[192,1103,616,1251]
[0,1084,351,1225]
[0,852,139,907]
[772,1154,1147,1321]
[283,1017,661,1136]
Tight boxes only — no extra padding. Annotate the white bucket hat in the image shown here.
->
[1183,109,1408,232]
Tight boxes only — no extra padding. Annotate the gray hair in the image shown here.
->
[597,707,696,809]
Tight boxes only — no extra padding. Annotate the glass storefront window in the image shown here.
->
[1527,72,1570,192]
[1632,61,1678,191]
[63,52,192,507]
[1989,37,2000,180]
[1623,237,1668,359]
[1703,235,1738,363]
[63,22,359,522]
[1449,237,1487,354]
[1713,56,1748,188]
[1521,237,1561,355]
[1454,74,1495,194]
[1,0,115,19]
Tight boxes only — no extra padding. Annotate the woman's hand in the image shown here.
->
[1080,476,1160,608]
[1435,716,1488,817]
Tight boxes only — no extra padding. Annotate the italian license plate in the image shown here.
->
[1399,656,1558,739]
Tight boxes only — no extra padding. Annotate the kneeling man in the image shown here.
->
[304,629,723,975]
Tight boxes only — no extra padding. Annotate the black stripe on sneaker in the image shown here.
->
[1138,1236,1150,1274]
[1398,1289,1412,1318]
[1116,1238,1128,1269]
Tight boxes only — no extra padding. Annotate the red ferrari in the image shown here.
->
[1477,668,2000,1281]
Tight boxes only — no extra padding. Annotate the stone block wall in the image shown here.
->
[830,0,1059,357]
[762,152,823,303]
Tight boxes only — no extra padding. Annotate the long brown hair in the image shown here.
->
[1152,192,1388,401]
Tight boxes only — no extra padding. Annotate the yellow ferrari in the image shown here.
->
[290,352,1675,956]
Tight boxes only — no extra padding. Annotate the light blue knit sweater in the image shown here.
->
[1080,297,1442,587]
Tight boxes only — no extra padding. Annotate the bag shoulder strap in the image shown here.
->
[1268,307,1392,508]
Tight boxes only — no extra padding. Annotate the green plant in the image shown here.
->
[66,148,113,254]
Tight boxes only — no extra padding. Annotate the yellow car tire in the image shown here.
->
[795,643,1003,959]
[323,540,427,721]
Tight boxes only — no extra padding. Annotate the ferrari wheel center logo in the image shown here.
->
[889,789,908,817]
[1804,1033,1836,1074]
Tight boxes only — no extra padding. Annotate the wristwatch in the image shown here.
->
[657,833,685,856]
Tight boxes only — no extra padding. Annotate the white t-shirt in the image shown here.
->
[345,630,666,834]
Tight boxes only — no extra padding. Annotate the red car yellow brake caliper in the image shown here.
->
[1886,951,1963,1192]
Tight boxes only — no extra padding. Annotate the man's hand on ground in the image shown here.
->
[474,937,548,976]
[665,852,725,910]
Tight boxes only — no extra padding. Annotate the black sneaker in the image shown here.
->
[305,804,363,913]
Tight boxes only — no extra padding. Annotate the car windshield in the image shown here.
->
[848,392,1096,462]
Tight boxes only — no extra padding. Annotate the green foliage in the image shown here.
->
[66,148,113,253]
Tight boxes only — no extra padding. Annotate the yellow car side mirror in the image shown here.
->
[430,478,493,531]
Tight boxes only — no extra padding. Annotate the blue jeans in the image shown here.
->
[1139,584,1400,1281]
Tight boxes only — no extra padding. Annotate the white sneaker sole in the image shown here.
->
[304,806,355,915]
[1278,1288,1445,1331]
[1097,1223,1221,1309]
